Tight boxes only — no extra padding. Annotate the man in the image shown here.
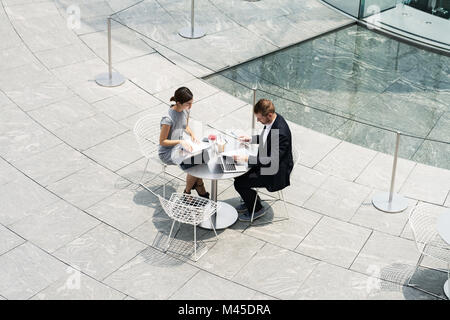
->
[233,99,294,222]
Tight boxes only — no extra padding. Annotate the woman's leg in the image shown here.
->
[185,174,197,194]
[194,178,209,198]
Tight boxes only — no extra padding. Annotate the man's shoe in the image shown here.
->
[235,203,248,213]
[238,207,266,222]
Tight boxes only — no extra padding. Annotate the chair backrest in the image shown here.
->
[133,113,163,159]
[408,203,441,253]
[158,193,217,226]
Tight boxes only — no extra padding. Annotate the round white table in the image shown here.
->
[437,210,450,299]
[180,139,254,230]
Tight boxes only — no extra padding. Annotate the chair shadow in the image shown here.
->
[379,263,448,300]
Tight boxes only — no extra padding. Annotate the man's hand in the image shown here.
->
[238,135,251,143]
[233,155,248,164]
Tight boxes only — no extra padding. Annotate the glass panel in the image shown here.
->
[322,0,361,18]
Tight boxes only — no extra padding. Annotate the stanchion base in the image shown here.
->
[178,26,206,39]
[95,72,126,87]
[372,192,408,213]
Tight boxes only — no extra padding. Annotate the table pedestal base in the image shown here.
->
[444,280,449,299]
[199,201,238,230]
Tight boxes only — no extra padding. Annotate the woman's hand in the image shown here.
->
[233,155,248,164]
[190,133,198,143]
[180,140,193,152]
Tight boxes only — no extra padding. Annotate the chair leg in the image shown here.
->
[209,216,219,240]
[165,220,176,252]
[279,190,289,220]
[250,190,258,224]
[193,224,197,261]
[162,164,166,199]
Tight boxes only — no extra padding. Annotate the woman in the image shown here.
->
[158,87,209,198]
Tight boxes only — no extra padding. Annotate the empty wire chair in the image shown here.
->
[159,192,218,261]
[407,203,450,299]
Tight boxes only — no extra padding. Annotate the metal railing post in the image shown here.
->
[95,17,125,87]
[251,86,257,130]
[372,131,409,213]
[178,0,206,39]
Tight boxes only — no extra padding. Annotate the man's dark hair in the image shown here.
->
[253,99,275,116]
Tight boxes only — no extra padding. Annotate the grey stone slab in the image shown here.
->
[303,176,372,221]
[86,187,161,234]
[116,54,195,94]
[0,175,59,226]
[35,43,96,69]
[12,143,92,187]
[47,163,129,210]
[68,79,133,104]
[296,216,372,268]
[445,193,450,208]
[5,2,60,20]
[32,269,126,300]
[0,158,21,186]
[0,242,67,299]
[54,223,146,280]
[170,270,262,300]
[400,163,450,205]
[293,262,372,300]
[314,141,378,181]
[350,231,421,283]
[4,79,73,111]
[117,86,162,110]
[153,78,220,105]
[356,152,417,193]
[243,202,321,250]
[51,58,108,85]
[92,95,148,122]
[129,216,175,247]
[0,62,54,91]
[54,113,128,151]
[10,200,100,253]
[0,44,38,72]
[351,190,417,236]
[118,103,169,131]
[103,246,199,299]
[192,229,265,280]
[21,29,80,52]
[0,224,24,256]
[232,243,319,299]
[83,131,142,172]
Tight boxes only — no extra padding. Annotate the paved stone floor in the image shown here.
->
[0,0,449,300]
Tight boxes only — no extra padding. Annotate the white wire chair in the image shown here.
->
[407,203,450,299]
[133,113,180,198]
[248,144,300,224]
[159,193,218,261]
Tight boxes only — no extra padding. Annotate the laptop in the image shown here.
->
[219,155,247,173]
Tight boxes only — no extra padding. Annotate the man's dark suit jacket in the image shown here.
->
[248,113,294,192]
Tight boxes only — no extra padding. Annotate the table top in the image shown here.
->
[437,210,450,244]
[181,136,257,181]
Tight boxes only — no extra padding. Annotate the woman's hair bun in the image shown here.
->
[169,96,176,102]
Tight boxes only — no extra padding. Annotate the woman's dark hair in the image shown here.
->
[170,87,193,104]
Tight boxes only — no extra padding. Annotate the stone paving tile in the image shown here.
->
[0,224,25,256]
[314,141,378,181]
[83,131,142,172]
[117,86,162,110]
[68,79,133,104]
[0,62,54,91]
[115,54,195,94]
[153,78,220,104]
[54,113,128,151]
[92,95,149,122]
[0,157,21,186]
[169,270,263,300]
[293,262,371,300]
[0,175,59,226]
[400,163,450,205]
[356,152,416,193]
[31,269,126,300]
[0,44,38,72]
[445,193,450,207]
[118,102,169,131]
[28,95,98,131]
[350,231,421,284]
[51,58,108,85]
[303,175,372,221]
[47,162,128,210]
[243,202,321,250]
[232,243,319,299]
[5,79,73,112]
[103,246,199,299]
[9,200,100,253]
[86,187,160,234]
[12,143,92,187]
[351,190,417,236]
[0,242,67,300]
[191,229,265,280]
[295,216,372,268]
[54,223,147,280]
[35,43,97,69]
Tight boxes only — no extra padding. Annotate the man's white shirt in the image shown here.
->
[262,117,276,145]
